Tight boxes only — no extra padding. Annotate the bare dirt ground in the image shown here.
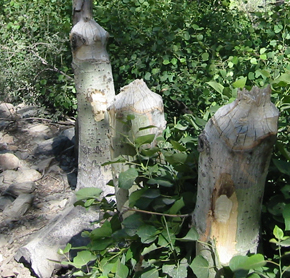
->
[0,104,77,278]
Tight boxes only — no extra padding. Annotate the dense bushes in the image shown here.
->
[0,0,75,117]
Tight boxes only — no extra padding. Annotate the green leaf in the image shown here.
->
[102,156,127,166]
[141,147,160,157]
[171,57,178,65]
[190,255,209,278]
[247,274,261,278]
[63,243,72,254]
[272,72,290,86]
[135,134,155,146]
[162,260,188,278]
[229,254,266,271]
[141,243,158,256]
[168,198,185,214]
[139,125,158,131]
[147,178,173,187]
[90,220,112,239]
[273,225,284,240]
[177,227,198,242]
[202,52,209,61]
[141,189,160,199]
[137,225,159,243]
[174,123,188,131]
[75,187,103,201]
[170,140,187,151]
[139,266,159,278]
[90,238,113,251]
[144,72,151,80]
[116,259,129,278]
[72,250,97,268]
[157,229,175,247]
[281,185,290,199]
[232,77,247,88]
[122,213,143,236]
[165,153,188,165]
[206,81,224,94]
[283,204,290,230]
[279,237,290,247]
[119,168,138,189]
[273,159,290,176]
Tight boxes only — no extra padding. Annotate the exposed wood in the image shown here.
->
[108,79,166,214]
[193,86,279,275]
[70,0,115,195]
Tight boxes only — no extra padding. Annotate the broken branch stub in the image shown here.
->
[70,5,115,195]
[108,79,166,213]
[193,86,279,272]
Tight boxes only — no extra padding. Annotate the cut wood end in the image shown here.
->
[109,79,164,113]
[212,85,279,150]
[70,19,110,61]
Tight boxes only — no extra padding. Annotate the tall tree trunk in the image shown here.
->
[70,0,115,195]
[193,86,279,276]
[108,79,166,214]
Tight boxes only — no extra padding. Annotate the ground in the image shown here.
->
[0,103,77,278]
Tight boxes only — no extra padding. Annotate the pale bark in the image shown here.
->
[70,0,115,195]
[193,86,279,275]
[108,79,166,213]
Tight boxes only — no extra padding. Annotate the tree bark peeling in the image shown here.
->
[193,86,279,272]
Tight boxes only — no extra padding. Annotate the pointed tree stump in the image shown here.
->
[193,86,279,275]
[70,0,115,195]
[108,79,166,213]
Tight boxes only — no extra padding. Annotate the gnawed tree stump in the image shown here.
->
[108,79,166,213]
[193,86,279,275]
[70,0,115,195]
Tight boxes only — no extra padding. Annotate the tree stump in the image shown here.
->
[70,0,115,195]
[108,79,166,213]
[193,86,279,275]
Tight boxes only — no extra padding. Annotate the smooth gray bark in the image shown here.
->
[108,79,166,214]
[193,86,279,275]
[70,0,115,195]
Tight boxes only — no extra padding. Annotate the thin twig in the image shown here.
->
[122,206,190,218]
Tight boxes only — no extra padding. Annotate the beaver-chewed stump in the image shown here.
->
[193,86,279,276]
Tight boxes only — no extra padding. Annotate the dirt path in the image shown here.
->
[0,103,77,278]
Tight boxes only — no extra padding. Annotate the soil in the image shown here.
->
[0,104,77,278]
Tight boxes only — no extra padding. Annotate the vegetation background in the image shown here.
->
[1,0,290,277]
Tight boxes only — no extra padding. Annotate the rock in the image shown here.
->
[0,170,20,185]
[4,182,36,197]
[3,194,34,220]
[0,196,14,211]
[1,169,42,187]
[34,136,73,156]
[33,157,54,173]
[16,105,38,118]
[0,103,15,118]
[0,133,14,144]
[15,169,42,183]
[23,123,52,140]
[0,153,20,170]
[15,198,100,278]
[60,127,75,141]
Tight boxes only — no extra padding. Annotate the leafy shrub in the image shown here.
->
[59,117,290,277]
[0,0,76,117]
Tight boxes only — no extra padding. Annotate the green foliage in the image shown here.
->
[0,0,75,117]
[62,117,290,278]
[92,0,290,123]
[58,122,199,277]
